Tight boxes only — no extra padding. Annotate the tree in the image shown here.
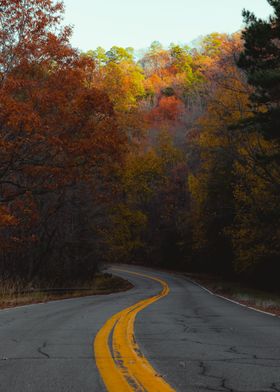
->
[238,0,280,139]
[0,0,126,283]
[188,34,251,274]
[230,0,280,285]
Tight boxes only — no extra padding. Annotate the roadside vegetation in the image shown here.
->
[0,273,132,309]
[186,273,280,316]
[1,0,280,306]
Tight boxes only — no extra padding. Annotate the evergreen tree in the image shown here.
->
[238,0,280,140]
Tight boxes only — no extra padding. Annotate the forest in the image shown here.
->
[1,0,280,290]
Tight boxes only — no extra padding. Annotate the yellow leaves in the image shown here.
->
[123,150,163,203]
[195,52,252,158]
[93,60,145,112]
[112,205,147,231]
[231,130,280,272]
[188,174,206,205]
[101,204,147,262]
[122,131,182,206]
[157,130,183,164]
[236,132,280,188]
[0,207,18,228]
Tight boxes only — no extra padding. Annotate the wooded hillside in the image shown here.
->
[1,0,279,290]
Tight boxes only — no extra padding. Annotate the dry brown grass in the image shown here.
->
[0,274,133,310]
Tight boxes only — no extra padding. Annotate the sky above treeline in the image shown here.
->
[63,0,272,51]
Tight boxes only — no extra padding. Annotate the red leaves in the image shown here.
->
[0,0,125,253]
[148,96,185,124]
[0,0,70,84]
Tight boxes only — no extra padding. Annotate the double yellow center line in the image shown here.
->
[94,269,176,391]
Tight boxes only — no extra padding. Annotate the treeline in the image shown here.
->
[1,0,280,289]
[93,0,280,290]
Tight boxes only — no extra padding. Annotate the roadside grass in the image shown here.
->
[0,273,133,310]
[185,273,280,316]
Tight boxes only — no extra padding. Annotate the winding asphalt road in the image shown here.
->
[0,264,280,391]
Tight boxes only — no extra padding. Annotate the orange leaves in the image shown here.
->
[148,96,185,124]
[3,100,41,134]
[0,0,67,76]
[145,74,165,96]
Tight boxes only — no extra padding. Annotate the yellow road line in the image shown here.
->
[94,269,176,392]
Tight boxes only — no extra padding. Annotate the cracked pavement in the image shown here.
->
[0,265,280,391]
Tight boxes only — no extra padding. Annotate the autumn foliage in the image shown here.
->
[1,0,279,290]
[0,0,124,283]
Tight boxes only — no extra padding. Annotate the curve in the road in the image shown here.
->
[94,269,176,392]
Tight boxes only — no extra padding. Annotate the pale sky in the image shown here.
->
[62,0,273,51]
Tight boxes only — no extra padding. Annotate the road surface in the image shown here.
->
[0,264,280,391]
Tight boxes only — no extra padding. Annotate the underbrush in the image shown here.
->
[0,273,133,310]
